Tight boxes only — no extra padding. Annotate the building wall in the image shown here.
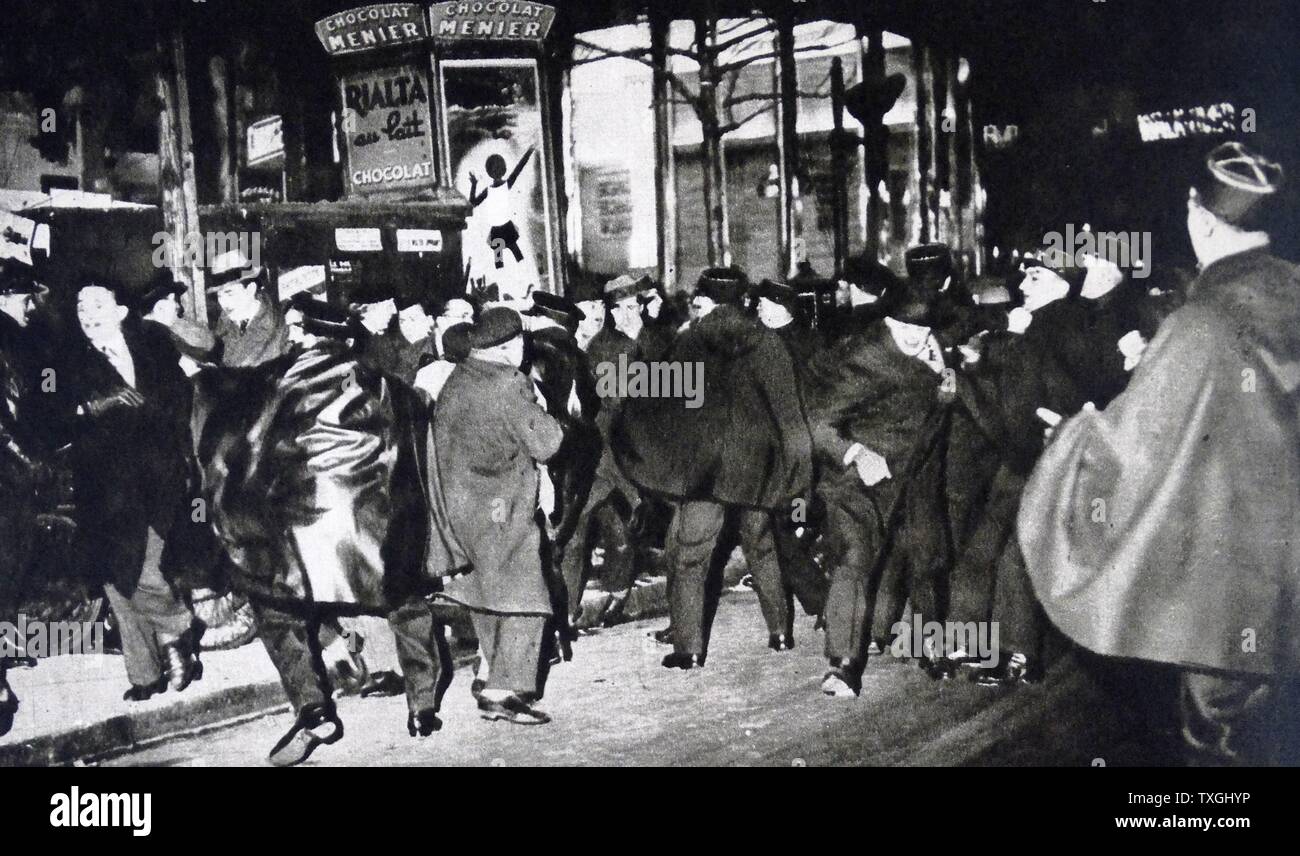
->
[0,99,82,192]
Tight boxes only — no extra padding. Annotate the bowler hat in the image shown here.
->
[137,270,186,313]
[468,306,523,349]
[841,254,902,297]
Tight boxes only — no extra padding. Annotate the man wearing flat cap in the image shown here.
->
[559,274,670,632]
[1019,141,1300,765]
[614,267,813,668]
[435,306,563,725]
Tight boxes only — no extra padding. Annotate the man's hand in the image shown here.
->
[81,388,145,418]
[850,445,892,487]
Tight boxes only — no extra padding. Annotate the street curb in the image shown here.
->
[0,680,290,768]
[0,578,672,767]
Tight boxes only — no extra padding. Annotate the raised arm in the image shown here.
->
[506,145,536,189]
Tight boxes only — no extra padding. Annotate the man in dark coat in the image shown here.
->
[941,306,1085,683]
[392,296,440,385]
[1020,142,1299,765]
[613,268,812,667]
[198,294,465,763]
[209,250,290,369]
[804,292,952,695]
[750,278,828,618]
[435,306,563,725]
[66,279,200,701]
[559,276,663,630]
[524,293,602,630]
[0,263,58,735]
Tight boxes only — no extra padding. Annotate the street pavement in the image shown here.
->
[100,590,1175,767]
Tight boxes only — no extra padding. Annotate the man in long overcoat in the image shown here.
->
[803,292,952,695]
[435,306,563,725]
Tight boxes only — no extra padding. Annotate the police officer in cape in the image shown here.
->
[613,267,813,668]
[1019,141,1299,765]
[197,292,461,764]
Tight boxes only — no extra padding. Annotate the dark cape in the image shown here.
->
[195,341,469,610]
[1019,248,1300,676]
[612,304,812,511]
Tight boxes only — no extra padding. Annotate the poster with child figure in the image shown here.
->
[440,58,555,301]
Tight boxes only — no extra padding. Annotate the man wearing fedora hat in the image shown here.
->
[208,248,289,369]
[1019,141,1300,764]
[435,306,563,725]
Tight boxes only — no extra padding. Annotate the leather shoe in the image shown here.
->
[407,708,442,737]
[0,681,17,738]
[123,675,168,702]
[2,655,37,670]
[470,678,486,699]
[163,641,201,693]
[768,633,794,651]
[269,703,344,767]
[661,652,704,670]
[974,653,1041,687]
[478,694,551,726]
[820,665,861,697]
[651,625,674,645]
[359,670,405,698]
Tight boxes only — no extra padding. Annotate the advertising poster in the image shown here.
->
[339,63,437,197]
[440,58,554,299]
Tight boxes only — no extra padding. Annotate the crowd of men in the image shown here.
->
[0,140,1295,766]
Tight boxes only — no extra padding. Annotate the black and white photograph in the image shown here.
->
[0,0,1296,822]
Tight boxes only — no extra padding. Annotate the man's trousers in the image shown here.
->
[471,611,545,696]
[665,500,792,656]
[103,528,194,687]
[561,476,637,616]
[559,471,636,620]
[819,479,889,670]
[254,598,452,715]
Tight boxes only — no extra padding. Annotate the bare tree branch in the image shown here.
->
[712,20,775,55]
[571,35,703,112]
[718,102,773,136]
